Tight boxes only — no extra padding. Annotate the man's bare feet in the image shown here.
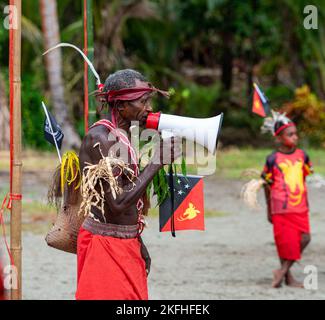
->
[272,269,285,288]
[285,272,304,288]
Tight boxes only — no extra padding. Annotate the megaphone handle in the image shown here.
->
[168,164,176,237]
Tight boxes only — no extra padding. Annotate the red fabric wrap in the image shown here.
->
[272,212,310,261]
[97,84,169,102]
[274,122,295,136]
[75,227,148,300]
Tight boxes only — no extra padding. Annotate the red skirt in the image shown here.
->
[76,226,148,300]
[272,212,310,261]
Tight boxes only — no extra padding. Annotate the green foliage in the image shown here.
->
[281,85,325,146]
[216,147,325,179]
[21,74,51,150]
[265,85,294,106]
[184,83,221,117]
[1,0,325,148]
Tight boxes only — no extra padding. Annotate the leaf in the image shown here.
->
[152,167,170,205]
[181,155,187,177]
[21,16,42,51]
[146,180,152,198]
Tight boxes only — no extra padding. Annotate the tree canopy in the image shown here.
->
[0,0,324,149]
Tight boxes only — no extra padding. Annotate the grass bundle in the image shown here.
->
[240,178,265,210]
[79,143,138,221]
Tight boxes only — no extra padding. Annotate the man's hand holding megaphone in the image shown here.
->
[151,136,183,166]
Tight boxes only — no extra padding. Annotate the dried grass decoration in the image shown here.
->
[240,169,266,210]
[78,142,138,222]
[46,150,84,254]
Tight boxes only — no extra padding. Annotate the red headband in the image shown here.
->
[274,122,295,136]
[96,84,169,102]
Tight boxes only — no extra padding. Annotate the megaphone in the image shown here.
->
[146,112,223,154]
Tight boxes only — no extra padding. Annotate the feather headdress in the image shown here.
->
[261,110,294,136]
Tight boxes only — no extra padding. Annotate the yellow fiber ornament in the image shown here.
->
[60,151,81,195]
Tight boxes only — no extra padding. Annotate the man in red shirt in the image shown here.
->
[262,113,313,288]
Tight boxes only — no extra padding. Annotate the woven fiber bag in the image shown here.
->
[45,159,85,254]
[45,190,84,254]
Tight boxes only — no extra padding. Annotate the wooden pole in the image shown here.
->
[83,0,89,134]
[83,0,95,133]
[9,0,22,300]
[87,0,95,125]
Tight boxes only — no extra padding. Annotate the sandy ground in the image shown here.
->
[0,172,325,300]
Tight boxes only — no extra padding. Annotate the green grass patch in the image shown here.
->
[162,147,325,179]
[205,209,230,218]
[0,188,56,218]
[1,147,325,180]
[215,147,325,179]
[22,200,56,218]
[0,192,56,235]
[0,149,58,172]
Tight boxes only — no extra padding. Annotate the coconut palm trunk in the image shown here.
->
[0,69,10,150]
[39,0,81,149]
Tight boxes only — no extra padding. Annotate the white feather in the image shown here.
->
[43,42,101,85]
[261,110,291,135]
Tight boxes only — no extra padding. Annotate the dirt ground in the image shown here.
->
[1,172,325,300]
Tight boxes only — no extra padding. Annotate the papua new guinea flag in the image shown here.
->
[252,83,269,117]
[159,174,204,232]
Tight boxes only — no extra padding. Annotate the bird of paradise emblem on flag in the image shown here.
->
[278,159,305,206]
[177,203,200,221]
[159,175,204,233]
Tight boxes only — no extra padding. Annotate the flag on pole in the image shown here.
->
[42,102,63,163]
[252,83,269,117]
[159,175,204,232]
[42,103,64,149]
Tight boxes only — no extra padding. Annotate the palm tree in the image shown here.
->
[94,0,156,71]
[39,0,81,149]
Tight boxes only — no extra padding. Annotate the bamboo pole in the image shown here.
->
[87,0,95,124]
[9,0,22,300]
[83,0,95,133]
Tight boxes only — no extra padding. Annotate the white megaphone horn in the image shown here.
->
[146,112,224,154]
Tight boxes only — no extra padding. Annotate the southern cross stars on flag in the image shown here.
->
[159,174,205,232]
[252,83,269,117]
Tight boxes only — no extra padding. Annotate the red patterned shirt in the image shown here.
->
[261,149,313,214]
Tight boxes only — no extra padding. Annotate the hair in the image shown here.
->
[97,69,147,113]
[274,119,293,136]
[104,69,146,91]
